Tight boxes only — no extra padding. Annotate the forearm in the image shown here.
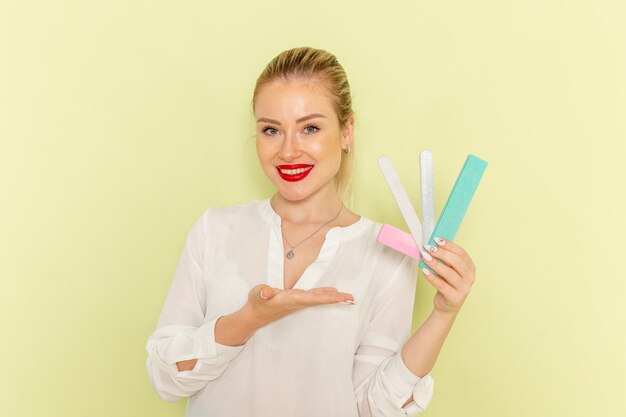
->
[176,305,260,371]
[401,308,457,379]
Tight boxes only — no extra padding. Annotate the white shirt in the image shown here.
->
[146,198,434,417]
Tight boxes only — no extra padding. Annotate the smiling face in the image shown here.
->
[255,78,353,203]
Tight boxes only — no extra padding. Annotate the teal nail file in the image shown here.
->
[419,154,488,271]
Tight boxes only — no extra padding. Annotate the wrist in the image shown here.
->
[431,307,459,323]
[214,305,262,347]
[239,302,266,331]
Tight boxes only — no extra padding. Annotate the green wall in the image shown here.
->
[1,1,624,416]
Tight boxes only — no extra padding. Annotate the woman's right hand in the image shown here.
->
[243,283,355,329]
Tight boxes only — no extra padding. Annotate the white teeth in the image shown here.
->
[280,166,312,175]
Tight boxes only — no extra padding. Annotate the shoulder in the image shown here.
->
[204,199,262,217]
[182,199,271,260]
[196,199,268,226]
[184,199,269,242]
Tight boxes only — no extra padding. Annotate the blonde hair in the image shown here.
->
[252,47,355,204]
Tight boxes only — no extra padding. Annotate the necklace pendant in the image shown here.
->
[286,250,295,260]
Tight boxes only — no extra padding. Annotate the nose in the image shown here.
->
[277,132,302,161]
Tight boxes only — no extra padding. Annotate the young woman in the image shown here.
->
[146,47,476,417]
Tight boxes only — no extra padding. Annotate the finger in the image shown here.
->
[421,249,465,289]
[433,237,476,274]
[293,290,354,306]
[315,292,355,305]
[259,285,281,300]
[308,287,339,294]
[422,268,467,310]
[423,245,472,282]
[250,284,268,299]
[432,237,466,256]
[336,292,355,303]
[421,268,456,297]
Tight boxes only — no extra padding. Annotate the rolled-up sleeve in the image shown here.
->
[145,209,244,402]
[146,318,244,401]
[353,256,435,416]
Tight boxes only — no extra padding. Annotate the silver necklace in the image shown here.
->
[281,204,344,260]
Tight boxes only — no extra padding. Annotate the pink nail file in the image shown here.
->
[377,224,422,260]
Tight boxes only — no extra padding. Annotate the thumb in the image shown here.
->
[258,284,279,300]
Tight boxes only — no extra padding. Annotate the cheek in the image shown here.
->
[312,143,342,178]
[321,141,342,164]
[255,139,272,163]
[309,135,341,158]
[256,140,281,179]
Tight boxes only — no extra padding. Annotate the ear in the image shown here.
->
[341,116,355,149]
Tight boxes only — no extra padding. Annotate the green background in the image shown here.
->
[1,1,624,416]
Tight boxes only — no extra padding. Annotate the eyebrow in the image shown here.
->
[256,113,327,125]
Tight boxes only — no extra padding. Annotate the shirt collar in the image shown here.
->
[256,197,372,242]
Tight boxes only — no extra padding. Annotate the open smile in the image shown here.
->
[276,164,314,182]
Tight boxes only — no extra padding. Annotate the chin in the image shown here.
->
[275,188,311,202]
[272,180,316,201]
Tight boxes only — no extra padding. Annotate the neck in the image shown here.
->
[271,188,344,225]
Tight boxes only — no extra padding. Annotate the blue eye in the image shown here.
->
[303,124,320,134]
[262,126,280,136]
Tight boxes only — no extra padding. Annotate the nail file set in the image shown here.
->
[377,152,488,273]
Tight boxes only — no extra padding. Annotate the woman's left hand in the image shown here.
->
[420,238,477,316]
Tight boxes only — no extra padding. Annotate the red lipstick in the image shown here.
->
[276,164,314,182]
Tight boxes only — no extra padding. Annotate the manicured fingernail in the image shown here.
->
[421,251,433,261]
[434,237,445,246]
[422,267,432,276]
[260,289,268,300]
[341,300,356,305]
[424,244,437,254]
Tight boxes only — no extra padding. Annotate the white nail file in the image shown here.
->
[420,150,435,246]
[378,156,423,251]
